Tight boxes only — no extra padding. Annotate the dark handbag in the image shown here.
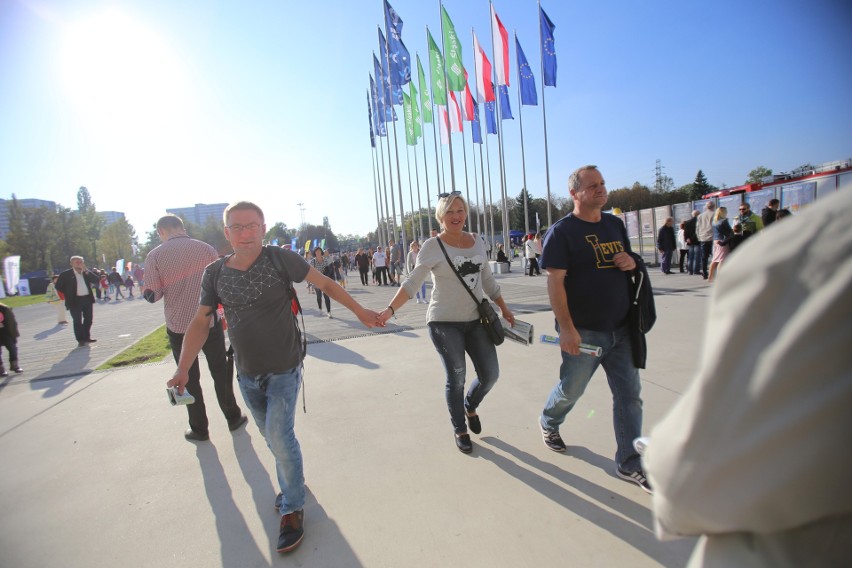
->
[436,237,505,346]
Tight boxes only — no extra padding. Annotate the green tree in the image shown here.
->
[690,170,716,200]
[746,166,772,184]
[98,218,135,269]
[265,222,292,245]
[77,186,104,264]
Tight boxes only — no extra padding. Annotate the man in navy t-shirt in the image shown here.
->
[537,165,650,494]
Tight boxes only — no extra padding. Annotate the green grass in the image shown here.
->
[1,294,48,308]
[97,324,172,370]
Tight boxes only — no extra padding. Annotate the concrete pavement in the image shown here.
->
[0,264,712,567]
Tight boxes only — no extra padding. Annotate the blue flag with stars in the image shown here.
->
[540,6,557,87]
[384,0,411,86]
[379,29,403,105]
[499,85,513,120]
[516,37,538,106]
[484,100,497,134]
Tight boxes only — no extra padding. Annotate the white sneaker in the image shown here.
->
[327,313,332,319]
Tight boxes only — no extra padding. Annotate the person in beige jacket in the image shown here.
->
[644,188,852,567]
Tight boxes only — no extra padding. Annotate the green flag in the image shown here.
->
[402,91,416,146]
[441,6,465,91]
[409,80,422,138]
[427,30,447,106]
[417,54,433,123]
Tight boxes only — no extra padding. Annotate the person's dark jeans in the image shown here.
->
[376,266,389,285]
[0,336,18,366]
[660,250,673,273]
[428,320,500,434]
[701,241,713,278]
[68,296,94,342]
[687,244,703,275]
[678,249,688,272]
[315,287,331,313]
[168,323,241,435]
[358,267,369,285]
[528,258,540,276]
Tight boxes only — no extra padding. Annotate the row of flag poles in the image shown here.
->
[368,0,557,254]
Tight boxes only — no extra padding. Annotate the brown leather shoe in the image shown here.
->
[277,509,304,553]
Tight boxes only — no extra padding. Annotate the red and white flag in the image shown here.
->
[473,31,495,103]
[491,4,510,86]
[461,71,476,121]
[448,91,463,132]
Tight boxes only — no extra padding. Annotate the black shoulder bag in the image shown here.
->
[436,237,505,346]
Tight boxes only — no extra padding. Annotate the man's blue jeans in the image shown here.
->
[687,244,703,275]
[539,325,643,472]
[428,320,500,434]
[237,365,305,515]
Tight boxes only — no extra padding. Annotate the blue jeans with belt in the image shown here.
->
[237,364,305,515]
[539,325,643,472]
[428,320,500,434]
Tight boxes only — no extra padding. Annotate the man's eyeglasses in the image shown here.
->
[438,191,461,199]
[738,207,748,212]
[226,222,261,232]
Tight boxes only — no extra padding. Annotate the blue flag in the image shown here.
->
[499,85,513,120]
[291,237,298,249]
[373,56,397,123]
[516,37,538,106]
[540,6,557,87]
[379,29,403,105]
[369,75,388,134]
[484,100,497,134]
[367,92,375,147]
[383,0,411,86]
[471,103,482,144]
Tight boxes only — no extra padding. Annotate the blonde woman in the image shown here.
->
[378,192,514,454]
[708,206,733,282]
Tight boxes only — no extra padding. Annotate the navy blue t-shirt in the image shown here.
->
[540,213,632,331]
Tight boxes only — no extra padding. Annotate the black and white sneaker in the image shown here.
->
[540,425,566,452]
[617,468,652,494]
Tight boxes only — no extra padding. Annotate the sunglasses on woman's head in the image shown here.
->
[438,191,461,199]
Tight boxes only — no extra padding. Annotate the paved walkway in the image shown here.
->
[1,263,712,567]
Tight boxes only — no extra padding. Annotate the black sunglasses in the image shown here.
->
[438,191,461,199]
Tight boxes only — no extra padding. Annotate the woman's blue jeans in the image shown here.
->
[539,325,643,472]
[237,365,305,515]
[428,320,500,434]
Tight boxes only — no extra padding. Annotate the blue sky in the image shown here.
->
[1,0,850,238]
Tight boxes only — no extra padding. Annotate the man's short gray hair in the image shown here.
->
[70,255,84,262]
[568,165,599,193]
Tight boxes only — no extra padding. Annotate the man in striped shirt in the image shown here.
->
[143,214,247,441]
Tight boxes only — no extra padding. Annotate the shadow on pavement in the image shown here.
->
[28,347,94,398]
[306,342,379,369]
[478,436,694,567]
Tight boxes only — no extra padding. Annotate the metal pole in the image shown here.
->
[382,29,408,257]
[537,0,553,227]
[515,30,530,236]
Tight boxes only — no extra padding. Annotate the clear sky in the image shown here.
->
[2,0,850,239]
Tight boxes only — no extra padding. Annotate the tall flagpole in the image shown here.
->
[376,51,399,245]
[368,89,383,246]
[489,1,510,249]
[436,6,457,195]
[417,59,435,234]
[469,126,480,234]
[381,27,408,255]
[460,117,473,232]
[412,138,425,240]
[538,0,553,227]
[485,132,496,248]
[471,27,490,244]
[375,65,395,247]
[515,30,530,236]
[404,144,417,242]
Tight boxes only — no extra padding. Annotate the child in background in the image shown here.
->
[0,303,23,376]
[124,274,135,297]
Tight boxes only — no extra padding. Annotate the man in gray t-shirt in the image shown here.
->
[169,201,379,555]
[388,239,402,286]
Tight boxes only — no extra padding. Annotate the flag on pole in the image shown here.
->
[383,0,411,85]
[438,106,449,144]
[540,6,557,87]
[461,71,475,121]
[484,100,497,134]
[516,36,538,106]
[409,80,422,138]
[373,55,397,122]
[473,31,495,103]
[416,54,433,123]
[491,4,510,86]
[402,91,417,146]
[471,103,483,144]
[370,75,388,134]
[379,29,403,105]
[441,5,465,91]
[427,30,447,106]
[499,85,513,119]
[448,91,462,132]
[367,91,376,147]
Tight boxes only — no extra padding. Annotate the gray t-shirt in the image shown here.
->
[200,247,310,376]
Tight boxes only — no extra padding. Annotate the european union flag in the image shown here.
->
[516,37,538,106]
[384,0,411,86]
[471,103,482,144]
[499,85,513,120]
[484,100,497,134]
[540,7,557,87]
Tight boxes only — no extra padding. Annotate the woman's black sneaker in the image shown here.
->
[455,434,473,454]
